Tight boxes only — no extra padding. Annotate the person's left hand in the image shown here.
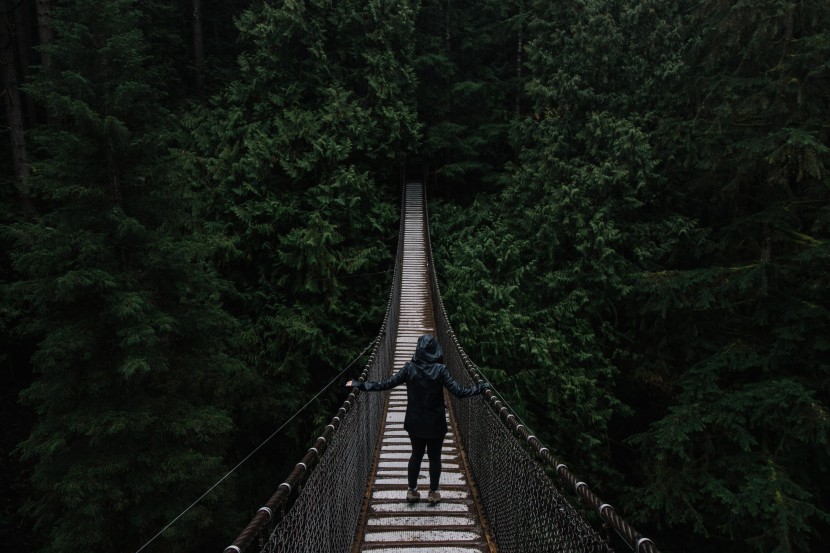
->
[345,380,354,387]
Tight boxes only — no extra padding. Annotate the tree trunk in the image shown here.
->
[192,0,205,94]
[784,2,795,42]
[106,136,128,267]
[444,0,451,53]
[11,0,35,123]
[35,0,53,69]
[1,0,35,212]
[106,137,122,208]
[515,21,522,117]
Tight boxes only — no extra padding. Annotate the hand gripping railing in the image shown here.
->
[421,181,660,553]
[222,185,406,553]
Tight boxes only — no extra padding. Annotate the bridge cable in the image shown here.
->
[134,338,377,553]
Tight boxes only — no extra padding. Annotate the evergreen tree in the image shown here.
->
[185,0,421,503]
[3,0,825,551]
[414,0,524,192]
[629,1,830,550]
[433,1,830,550]
[433,0,692,486]
[3,1,247,550]
[189,0,420,371]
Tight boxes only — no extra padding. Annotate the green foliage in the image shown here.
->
[414,0,524,190]
[625,1,830,550]
[434,0,692,485]
[3,0,827,551]
[182,0,420,517]
[2,1,248,551]
[187,0,418,374]
[432,0,830,551]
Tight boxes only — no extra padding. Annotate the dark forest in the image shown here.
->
[1,1,828,552]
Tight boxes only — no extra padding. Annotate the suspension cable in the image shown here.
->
[134,338,377,553]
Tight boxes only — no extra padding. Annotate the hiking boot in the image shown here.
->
[406,488,420,503]
[427,490,441,504]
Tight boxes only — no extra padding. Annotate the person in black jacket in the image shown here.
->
[346,334,489,504]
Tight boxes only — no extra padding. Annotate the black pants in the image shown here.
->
[408,434,444,492]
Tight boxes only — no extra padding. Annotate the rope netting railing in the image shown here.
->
[422,182,660,553]
[222,188,406,553]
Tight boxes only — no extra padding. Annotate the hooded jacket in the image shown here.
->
[354,334,486,439]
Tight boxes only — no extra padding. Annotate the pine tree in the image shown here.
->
[185,0,421,503]
[628,1,830,550]
[414,0,524,191]
[433,0,693,484]
[3,1,247,550]
[189,0,419,362]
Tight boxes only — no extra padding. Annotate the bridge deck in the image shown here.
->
[354,183,491,552]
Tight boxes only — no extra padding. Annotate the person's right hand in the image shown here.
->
[478,382,492,393]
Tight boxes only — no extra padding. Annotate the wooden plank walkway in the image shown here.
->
[355,183,491,553]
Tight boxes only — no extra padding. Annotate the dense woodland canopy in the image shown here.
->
[1,1,827,552]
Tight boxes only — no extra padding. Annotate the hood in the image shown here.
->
[411,334,443,367]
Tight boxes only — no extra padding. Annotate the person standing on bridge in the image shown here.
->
[346,334,490,504]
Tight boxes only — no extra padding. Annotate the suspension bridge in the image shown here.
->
[222,181,658,553]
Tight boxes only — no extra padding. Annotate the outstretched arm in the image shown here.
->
[440,366,490,398]
[346,365,409,392]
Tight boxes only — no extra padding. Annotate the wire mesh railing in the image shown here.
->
[422,181,660,553]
